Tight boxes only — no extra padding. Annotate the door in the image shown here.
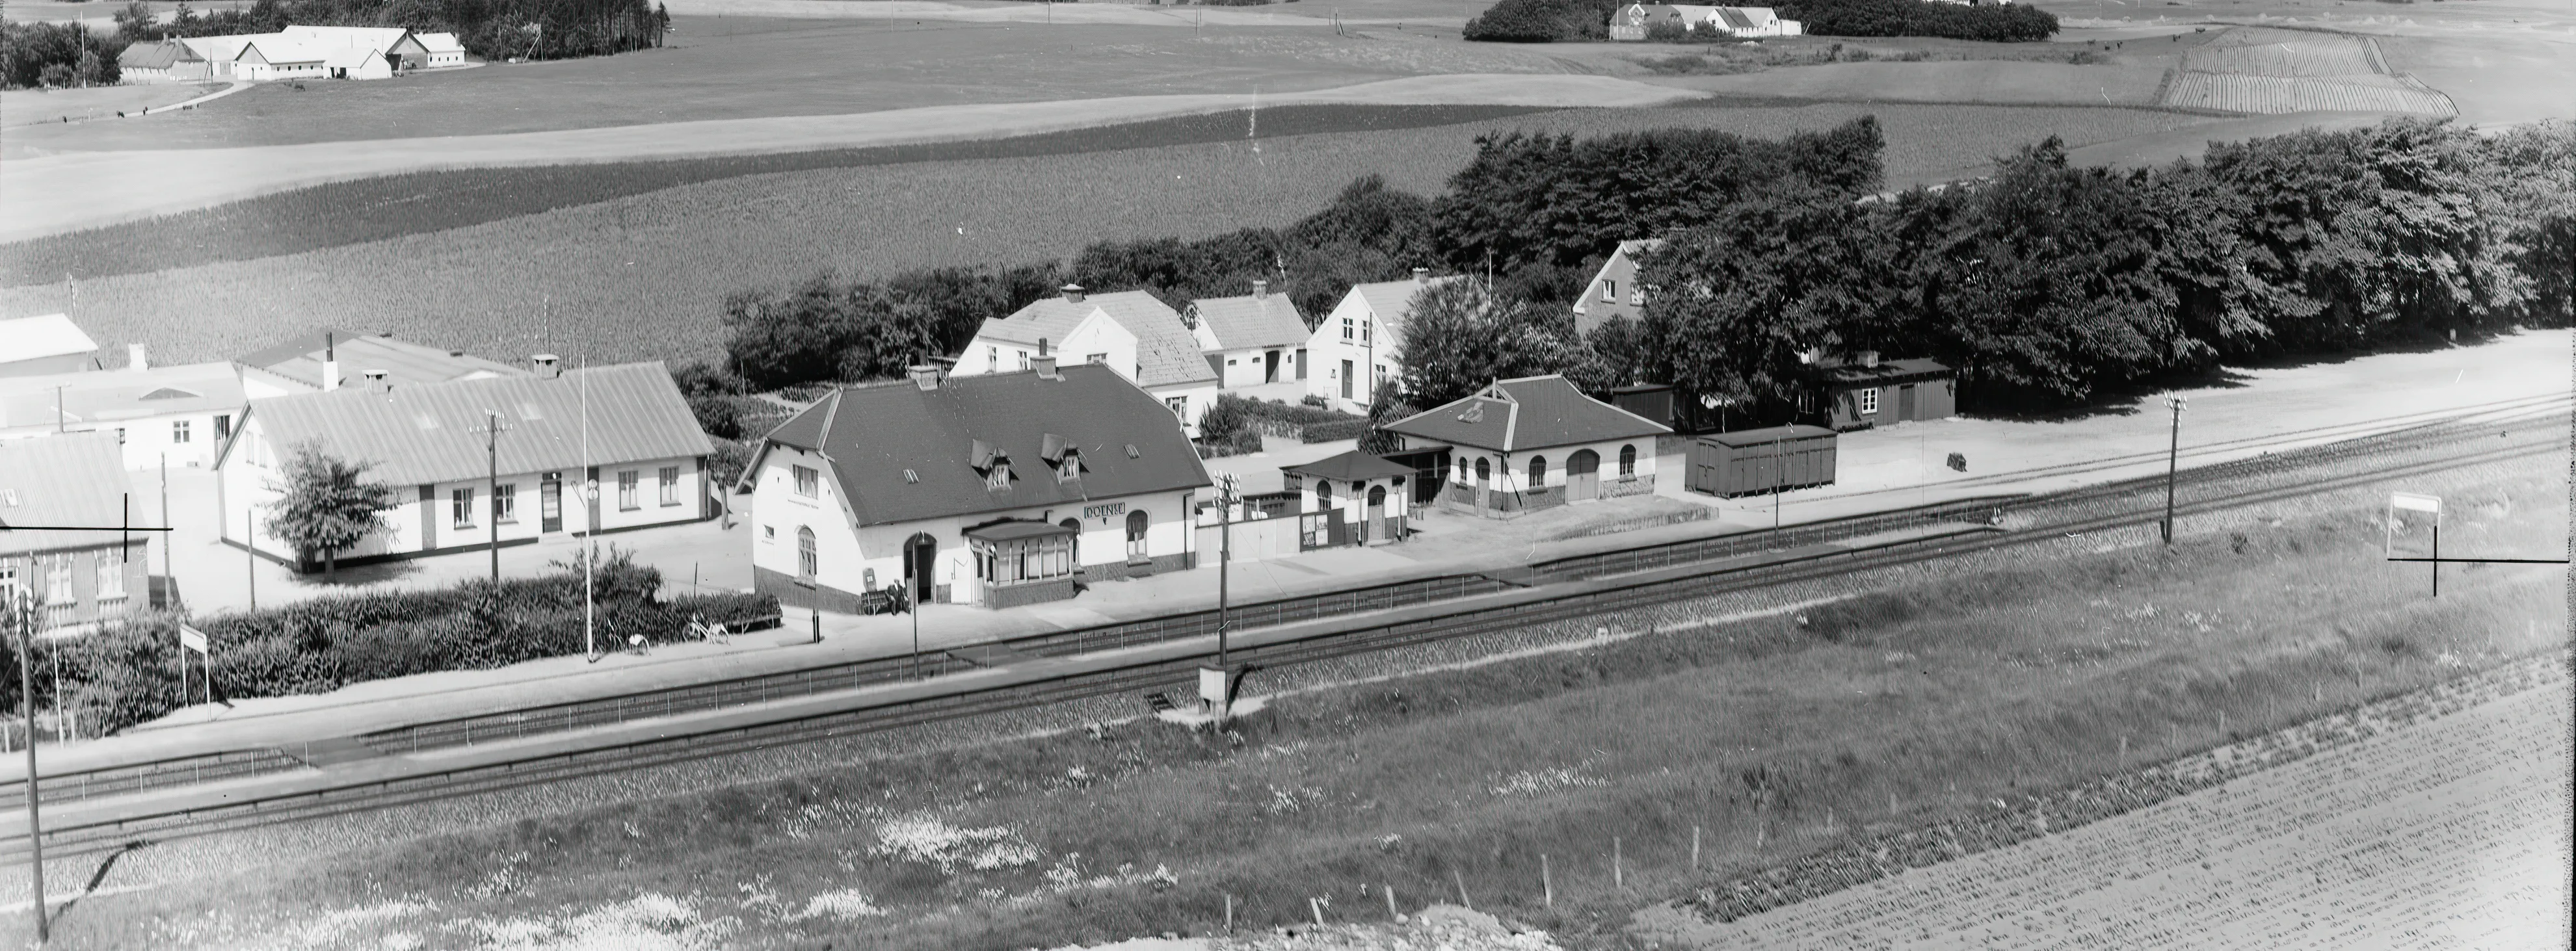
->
[418,484,437,549]
[540,473,563,532]
[1567,450,1600,501]
[1060,518,1082,567]
[1264,350,1280,383]
[1340,359,1355,400]
[1366,485,1387,541]
[1125,510,1150,561]
[905,533,937,603]
[1898,384,1917,421]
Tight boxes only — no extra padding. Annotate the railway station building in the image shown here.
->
[742,361,1211,612]
[1381,374,1670,519]
[1800,352,1956,430]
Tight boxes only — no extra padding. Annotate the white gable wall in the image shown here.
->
[1303,287,1402,415]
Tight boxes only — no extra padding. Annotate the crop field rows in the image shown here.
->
[1640,660,2571,950]
[0,103,2214,367]
[2162,73,2454,116]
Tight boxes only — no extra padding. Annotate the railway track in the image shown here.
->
[0,411,2559,861]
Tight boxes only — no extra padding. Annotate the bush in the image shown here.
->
[1463,0,1618,42]
[2,21,125,88]
[1299,419,1375,443]
[688,393,743,440]
[1,551,777,735]
[1774,0,2059,42]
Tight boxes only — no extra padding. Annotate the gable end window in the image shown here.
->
[792,465,819,498]
[172,420,193,444]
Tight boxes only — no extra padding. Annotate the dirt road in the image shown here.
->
[1632,678,2573,949]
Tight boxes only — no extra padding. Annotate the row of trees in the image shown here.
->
[1459,0,2056,44]
[2,21,125,88]
[111,0,669,61]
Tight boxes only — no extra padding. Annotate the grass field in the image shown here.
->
[0,83,215,127]
[1643,60,2171,107]
[0,102,2214,367]
[18,462,2560,949]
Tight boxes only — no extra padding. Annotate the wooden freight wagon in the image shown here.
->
[1686,425,1837,497]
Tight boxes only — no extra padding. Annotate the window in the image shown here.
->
[1361,319,1370,343]
[1342,315,1354,340]
[1859,387,1880,415]
[1529,456,1548,490]
[1056,453,1080,482]
[215,414,233,441]
[1619,444,1638,478]
[1166,396,1188,420]
[452,488,476,529]
[172,420,192,444]
[46,558,72,605]
[1018,350,1030,371]
[792,465,819,498]
[618,470,639,510]
[1474,458,1491,484]
[764,525,775,541]
[1630,287,1645,306]
[495,483,518,523]
[987,345,998,370]
[1086,352,1109,365]
[1125,510,1150,558]
[659,466,680,506]
[1602,280,1617,302]
[1314,479,1333,508]
[797,527,817,580]
[985,462,1012,491]
[97,549,127,601]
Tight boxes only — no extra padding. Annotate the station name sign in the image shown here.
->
[1083,502,1126,520]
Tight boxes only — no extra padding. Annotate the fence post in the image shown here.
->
[1385,883,1399,920]
[1454,868,1472,910]
[1613,836,1623,889]
[1692,824,1701,872]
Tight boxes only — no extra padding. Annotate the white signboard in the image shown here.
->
[2390,493,2441,514]
[2385,493,2442,559]
[1199,666,1228,707]
[179,625,209,654]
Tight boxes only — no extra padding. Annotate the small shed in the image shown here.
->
[1805,354,1954,431]
[1686,424,1837,497]
[1609,384,1677,432]
[1280,449,1413,548]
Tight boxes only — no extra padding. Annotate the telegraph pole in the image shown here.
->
[479,411,510,588]
[2161,396,2186,544]
[12,592,44,944]
[1216,473,1238,668]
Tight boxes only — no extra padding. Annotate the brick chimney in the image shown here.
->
[909,364,944,391]
[1033,354,1060,380]
[322,332,341,391]
[532,354,562,379]
[364,369,392,393]
[1060,283,1086,305]
[1253,279,1269,301]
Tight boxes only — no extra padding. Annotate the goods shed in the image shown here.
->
[1686,424,1837,497]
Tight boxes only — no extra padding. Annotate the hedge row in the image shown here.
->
[2,555,775,736]
[1775,0,2059,42]
[1299,419,1377,443]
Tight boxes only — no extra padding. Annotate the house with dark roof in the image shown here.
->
[0,433,150,632]
[0,350,246,470]
[1799,352,1956,431]
[235,329,528,400]
[1277,450,1414,549]
[1184,280,1310,391]
[743,361,1211,611]
[215,360,713,571]
[118,40,212,82]
[1303,268,1465,415]
[1571,239,1664,339]
[1382,374,1670,518]
[955,285,1222,438]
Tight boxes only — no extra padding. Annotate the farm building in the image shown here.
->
[955,285,1221,437]
[1571,239,1663,339]
[0,315,101,378]
[1801,352,1956,430]
[1303,268,1465,415]
[1610,5,1803,39]
[116,40,212,82]
[1184,280,1310,391]
[741,361,1210,612]
[1278,450,1413,549]
[280,25,429,70]
[215,360,713,571]
[1381,374,1669,519]
[418,33,467,67]
[233,38,336,81]
[0,433,152,632]
[176,34,268,79]
[0,351,246,471]
[234,330,526,400]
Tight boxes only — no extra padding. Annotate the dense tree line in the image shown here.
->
[112,0,668,61]
[1461,0,1619,42]
[1773,0,2058,42]
[1621,119,2573,422]
[2,21,124,88]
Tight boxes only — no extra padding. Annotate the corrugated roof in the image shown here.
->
[1385,374,1669,452]
[972,291,1216,389]
[1349,275,1465,339]
[236,329,528,391]
[1187,293,1309,351]
[0,432,137,556]
[0,315,98,365]
[0,362,245,430]
[1701,424,1835,448]
[236,363,711,486]
[1716,7,1756,29]
[1281,450,1414,482]
[760,364,1210,528]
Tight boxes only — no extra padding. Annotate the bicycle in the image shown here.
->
[685,613,732,645]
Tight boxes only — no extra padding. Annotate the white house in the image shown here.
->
[1183,279,1310,391]
[282,25,428,69]
[1571,239,1664,339]
[1381,374,1671,519]
[0,315,101,378]
[1303,268,1464,415]
[116,40,212,82]
[741,361,1210,612]
[0,350,247,471]
[955,285,1221,438]
[178,34,272,79]
[1610,4,1803,39]
[321,44,395,80]
[233,38,334,81]
[418,32,467,67]
[215,360,713,571]
[233,329,527,400]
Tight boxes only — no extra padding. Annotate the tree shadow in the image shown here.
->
[289,558,427,590]
[1963,365,2260,423]
[2214,331,2477,372]
[45,840,149,931]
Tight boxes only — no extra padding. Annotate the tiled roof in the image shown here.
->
[236,329,527,391]
[1385,374,1669,453]
[759,364,1210,528]
[0,315,98,365]
[1281,450,1414,482]
[1187,294,1309,351]
[973,291,1216,389]
[233,363,710,486]
[1349,276,1465,338]
[416,32,464,53]
[118,40,205,70]
[0,362,246,430]
[0,432,135,556]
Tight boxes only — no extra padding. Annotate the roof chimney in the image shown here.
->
[533,354,561,379]
[1253,279,1269,301]
[1861,350,1880,369]
[909,364,943,391]
[1037,337,1050,357]
[1033,354,1060,380]
[127,343,148,372]
[1412,267,1429,285]
[1060,283,1086,304]
[364,369,391,393]
[323,332,341,391]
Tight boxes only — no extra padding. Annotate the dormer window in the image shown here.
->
[986,463,1013,491]
[1057,452,1081,482]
